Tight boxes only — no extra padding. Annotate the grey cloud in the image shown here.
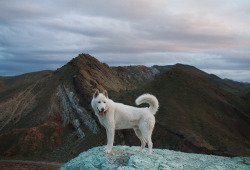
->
[0,0,250,82]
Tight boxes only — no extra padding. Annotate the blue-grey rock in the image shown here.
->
[60,145,250,170]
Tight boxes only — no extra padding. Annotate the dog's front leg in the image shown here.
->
[104,128,114,153]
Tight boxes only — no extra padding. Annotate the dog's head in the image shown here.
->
[91,89,109,116]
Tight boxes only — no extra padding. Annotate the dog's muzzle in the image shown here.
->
[97,107,105,116]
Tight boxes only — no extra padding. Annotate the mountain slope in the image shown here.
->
[0,54,156,161]
[110,64,250,156]
[170,64,250,96]
[0,70,52,93]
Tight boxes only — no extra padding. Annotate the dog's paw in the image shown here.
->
[104,146,112,153]
[136,149,143,152]
[104,148,112,154]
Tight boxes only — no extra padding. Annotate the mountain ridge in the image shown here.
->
[0,54,249,162]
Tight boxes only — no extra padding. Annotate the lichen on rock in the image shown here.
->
[60,145,250,170]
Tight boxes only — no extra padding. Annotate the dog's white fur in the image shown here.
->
[91,89,159,154]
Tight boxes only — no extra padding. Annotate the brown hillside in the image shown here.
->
[0,54,156,161]
[110,64,250,156]
[0,70,52,93]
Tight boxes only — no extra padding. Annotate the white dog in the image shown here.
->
[91,89,159,154]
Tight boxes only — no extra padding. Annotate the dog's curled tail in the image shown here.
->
[135,94,159,114]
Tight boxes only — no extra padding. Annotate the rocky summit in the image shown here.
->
[60,145,250,170]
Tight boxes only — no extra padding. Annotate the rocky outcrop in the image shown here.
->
[55,85,99,138]
[60,145,250,170]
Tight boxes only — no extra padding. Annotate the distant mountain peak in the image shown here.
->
[69,53,103,66]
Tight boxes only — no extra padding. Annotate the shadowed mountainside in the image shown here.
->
[0,54,249,162]
[110,64,250,156]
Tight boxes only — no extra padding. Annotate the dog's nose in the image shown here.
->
[101,108,104,111]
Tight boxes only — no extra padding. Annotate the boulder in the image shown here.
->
[60,145,249,169]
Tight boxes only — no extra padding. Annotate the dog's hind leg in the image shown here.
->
[133,128,146,152]
[139,123,154,154]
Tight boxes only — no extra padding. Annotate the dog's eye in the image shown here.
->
[98,101,101,103]
[104,101,106,103]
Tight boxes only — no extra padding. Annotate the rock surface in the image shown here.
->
[60,145,250,170]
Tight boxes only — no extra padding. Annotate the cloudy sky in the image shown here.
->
[0,0,250,81]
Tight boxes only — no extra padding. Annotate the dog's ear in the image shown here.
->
[103,90,108,98]
[93,89,99,98]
